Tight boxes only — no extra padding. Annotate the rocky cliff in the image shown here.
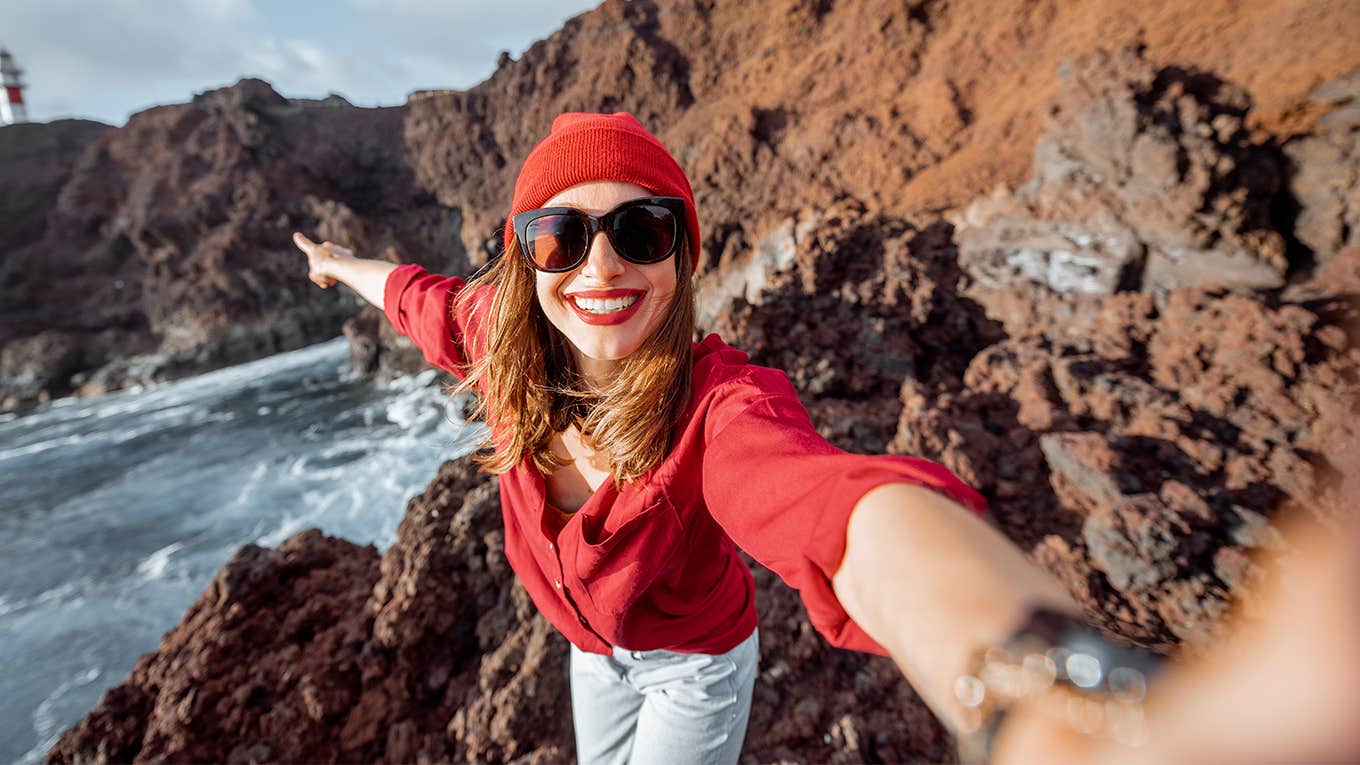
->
[31,0,1360,761]
[0,83,462,409]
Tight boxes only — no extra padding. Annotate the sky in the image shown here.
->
[1,0,602,126]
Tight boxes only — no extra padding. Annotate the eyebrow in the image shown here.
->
[539,197,649,215]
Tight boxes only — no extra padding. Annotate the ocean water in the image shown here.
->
[0,338,484,763]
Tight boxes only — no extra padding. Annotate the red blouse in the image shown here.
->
[383,264,987,656]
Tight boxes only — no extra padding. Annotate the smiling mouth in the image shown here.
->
[571,295,641,314]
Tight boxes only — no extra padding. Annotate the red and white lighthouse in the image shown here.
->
[1,47,28,125]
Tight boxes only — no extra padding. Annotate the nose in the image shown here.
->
[579,229,626,280]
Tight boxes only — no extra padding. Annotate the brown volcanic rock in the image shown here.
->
[891,256,1360,649]
[341,304,434,383]
[403,0,1357,270]
[1,80,462,409]
[46,529,381,764]
[1286,70,1360,266]
[0,119,114,406]
[955,46,1288,297]
[705,202,1004,452]
[0,119,111,259]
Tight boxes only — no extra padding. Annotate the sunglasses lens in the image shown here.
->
[525,214,589,271]
[611,203,678,264]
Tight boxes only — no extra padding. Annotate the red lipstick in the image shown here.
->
[565,289,646,326]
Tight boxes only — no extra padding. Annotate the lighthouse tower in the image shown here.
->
[1,48,28,125]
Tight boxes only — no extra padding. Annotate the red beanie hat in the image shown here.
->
[504,112,701,271]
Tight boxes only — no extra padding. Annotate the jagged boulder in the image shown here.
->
[892,248,1360,649]
[1285,70,1360,266]
[955,47,1288,299]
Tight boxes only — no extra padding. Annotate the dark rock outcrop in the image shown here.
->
[396,0,1359,278]
[955,46,1287,298]
[1,81,464,409]
[706,205,1004,452]
[1286,70,1360,268]
[0,118,111,256]
[890,252,1360,649]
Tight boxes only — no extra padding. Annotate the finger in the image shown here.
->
[320,241,350,259]
[293,232,316,254]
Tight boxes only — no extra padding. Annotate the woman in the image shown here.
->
[294,112,1082,764]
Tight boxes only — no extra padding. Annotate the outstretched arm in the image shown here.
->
[831,484,1078,732]
[295,233,484,378]
[292,232,396,310]
[697,369,1066,678]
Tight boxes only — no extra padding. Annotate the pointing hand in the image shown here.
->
[292,232,354,289]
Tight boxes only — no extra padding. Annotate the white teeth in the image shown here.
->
[572,295,640,314]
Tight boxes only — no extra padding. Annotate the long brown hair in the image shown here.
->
[448,236,695,485]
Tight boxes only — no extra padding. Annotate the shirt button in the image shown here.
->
[554,578,562,589]
[578,615,589,627]
[547,541,554,552]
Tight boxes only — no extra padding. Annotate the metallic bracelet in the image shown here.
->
[954,607,1164,765]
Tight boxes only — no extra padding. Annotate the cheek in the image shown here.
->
[533,276,573,339]
[644,264,679,308]
[535,275,564,314]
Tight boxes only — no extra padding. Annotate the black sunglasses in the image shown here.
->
[512,196,686,273]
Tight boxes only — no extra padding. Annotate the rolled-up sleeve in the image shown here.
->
[701,368,987,654]
[382,263,489,379]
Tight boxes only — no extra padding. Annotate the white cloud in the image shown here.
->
[183,0,256,22]
[4,0,599,125]
[241,38,350,96]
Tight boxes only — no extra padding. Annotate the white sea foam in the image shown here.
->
[22,666,104,765]
[0,433,90,461]
[257,493,331,548]
[226,462,271,513]
[382,368,439,393]
[188,409,237,425]
[386,391,441,430]
[136,542,185,581]
[19,582,83,613]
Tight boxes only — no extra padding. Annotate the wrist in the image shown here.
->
[955,607,1164,765]
[327,252,360,278]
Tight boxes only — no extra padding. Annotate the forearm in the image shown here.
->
[329,257,398,310]
[831,482,1078,731]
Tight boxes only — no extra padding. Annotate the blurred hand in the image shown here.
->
[994,509,1360,765]
[292,232,353,289]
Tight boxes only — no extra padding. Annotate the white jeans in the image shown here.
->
[569,627,760,765]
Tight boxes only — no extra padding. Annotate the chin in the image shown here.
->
[573,335,643,362]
